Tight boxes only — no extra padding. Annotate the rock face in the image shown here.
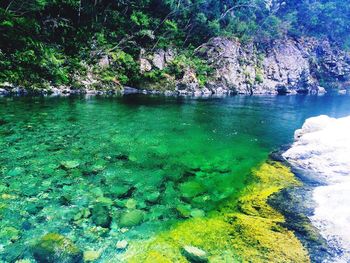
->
[140,48,175,73]
[198,37,350,95]
[139,37,350,95]
[2,37,349,96]
[283,115,350,262]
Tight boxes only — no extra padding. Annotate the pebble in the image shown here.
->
[182,246,208,262]
[120,227,129,233]
[83,250,101,262]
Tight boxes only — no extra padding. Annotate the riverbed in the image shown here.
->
[1,94,350,262]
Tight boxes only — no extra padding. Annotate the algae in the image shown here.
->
[124,162,310,263]
[1,95,343,262]
[31,233,83,263]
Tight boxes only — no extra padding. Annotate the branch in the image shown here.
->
[219,3,257,21]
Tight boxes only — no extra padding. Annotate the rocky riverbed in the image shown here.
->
[1,95,350,263]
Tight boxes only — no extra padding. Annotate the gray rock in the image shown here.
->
[177,68,201,93]
[123,86,140,94]
[0,88,8,95]
[165,49,176,63]
[152,49,166,70]
[195,37,350,95]
[140,58,152,73]
[98,55,110,68]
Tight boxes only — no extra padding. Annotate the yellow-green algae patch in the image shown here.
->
[121,161,310,263]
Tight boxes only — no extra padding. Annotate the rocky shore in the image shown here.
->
[283,115,350,262]
[1,37,349,97]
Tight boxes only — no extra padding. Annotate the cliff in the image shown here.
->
[138,37,350,96]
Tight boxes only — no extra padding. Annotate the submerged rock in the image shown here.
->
[176,204,192,218]
[60,160,80,170]
[116,240,128,250]
[125,199,137,209]
[32,233,83,263]
[91,203,111,228]
[179,181,205,199]
[119,210,144,228]
[145,192,160,204]
[0,226,20,243]
[83,250,101,262]
[182,246,208,263]
[190,209,205,218]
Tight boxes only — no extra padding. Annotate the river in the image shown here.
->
[1,94,350,262]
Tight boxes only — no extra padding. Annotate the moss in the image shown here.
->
[179,181,205,198]
[143,251,173,263]
[91,202,112,228]
[32,233,83,263]
[142,73,177,91]
[254,67,264,84]
[124,161,310,263]
[0,226,20,243]
[119,210,144,228]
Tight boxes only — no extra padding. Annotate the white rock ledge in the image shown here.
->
[283,115,350,262]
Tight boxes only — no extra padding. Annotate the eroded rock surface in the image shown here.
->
[283,115,350,262]
[139,37,350,95]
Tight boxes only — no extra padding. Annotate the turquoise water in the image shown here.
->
[1,94,350,262]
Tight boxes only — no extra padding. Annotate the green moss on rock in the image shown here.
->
[126,162,310,263]
[91,203,112,228]
[179,181,205,199]
[0,226,20,243]
[119,210,144,228]
[32,233,83,263]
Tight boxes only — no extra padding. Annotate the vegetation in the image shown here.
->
[0,0,349,89]
[125,161,310,262]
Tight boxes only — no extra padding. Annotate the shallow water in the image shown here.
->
[1,94,350,262]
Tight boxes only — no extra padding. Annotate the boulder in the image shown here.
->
[179,181,205,199]
[119,210,144,228]
[32,233,83,263]
[140,58,152,73]
[60,160,80,170]
[0,227,20,243]
[91,203,111,228]
[176,68,201,93]
[116,240,128,250]
[165,49,176,63]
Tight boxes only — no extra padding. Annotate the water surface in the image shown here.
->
[1,94,350,261]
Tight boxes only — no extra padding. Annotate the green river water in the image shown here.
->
[1,94,350,262]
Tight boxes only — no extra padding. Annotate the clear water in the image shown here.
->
[1,94,350,262]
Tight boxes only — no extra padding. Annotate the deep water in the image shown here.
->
[1,94,350,262]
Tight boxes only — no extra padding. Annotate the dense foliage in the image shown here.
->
[0,0,349,89]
